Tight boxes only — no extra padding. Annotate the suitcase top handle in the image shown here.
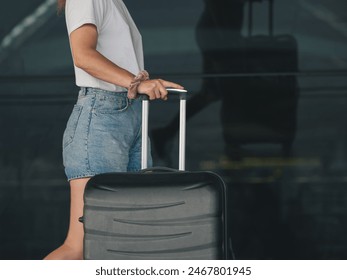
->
[141,89,188,171]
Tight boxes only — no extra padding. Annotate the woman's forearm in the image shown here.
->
[69,25,183,100]
[73,48,135,89]
[70,24,136,89]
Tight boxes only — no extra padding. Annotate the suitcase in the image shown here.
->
[80,91,231,260]
[221,0,299,157]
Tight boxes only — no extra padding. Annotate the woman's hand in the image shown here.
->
[137,79,184,100]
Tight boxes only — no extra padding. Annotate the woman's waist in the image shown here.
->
[79,87,127,97]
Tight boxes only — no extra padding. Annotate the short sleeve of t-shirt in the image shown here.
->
[65,0,106,35]
[64,0,144,92]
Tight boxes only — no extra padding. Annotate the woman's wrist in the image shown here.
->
[127,70,149,99]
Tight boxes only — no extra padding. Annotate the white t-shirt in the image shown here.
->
[65,0,144,92]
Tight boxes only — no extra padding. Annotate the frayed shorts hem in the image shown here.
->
[67,174,96,182]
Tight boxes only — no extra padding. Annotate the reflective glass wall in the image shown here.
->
[1,0,347,259]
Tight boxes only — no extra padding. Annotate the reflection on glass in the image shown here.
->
[152,0,299,160]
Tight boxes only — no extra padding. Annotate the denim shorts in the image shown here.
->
[62,87,152,181]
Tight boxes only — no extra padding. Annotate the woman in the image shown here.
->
[44,0,184,260]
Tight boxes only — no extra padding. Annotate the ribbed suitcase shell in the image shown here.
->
[83,170,228,260]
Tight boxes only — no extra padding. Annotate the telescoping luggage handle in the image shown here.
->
[141,89,188,171]
[248,0,274,36]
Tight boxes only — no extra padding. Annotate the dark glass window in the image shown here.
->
[1,0,347,260]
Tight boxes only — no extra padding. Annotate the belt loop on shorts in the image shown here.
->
[80,87,87,96]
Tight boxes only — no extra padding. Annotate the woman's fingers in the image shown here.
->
[155,88,162,99]
[137,79,184,100]
[161,80,185,90]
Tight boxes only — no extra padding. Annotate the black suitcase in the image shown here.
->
[221,0,299,157]
[81,91,231,260]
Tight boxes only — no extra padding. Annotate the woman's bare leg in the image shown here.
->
[43,178,90,260]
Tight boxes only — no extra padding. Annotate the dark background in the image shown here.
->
[1,0,347,260]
